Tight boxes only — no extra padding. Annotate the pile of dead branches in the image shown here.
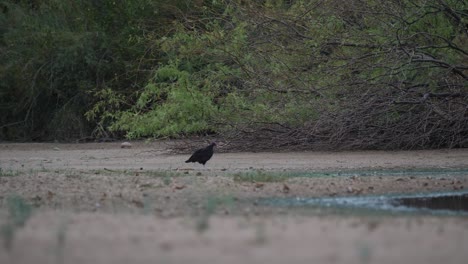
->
[222,90,468,152]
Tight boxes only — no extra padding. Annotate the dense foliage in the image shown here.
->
[1,0,467,150]
[0,0,189,139]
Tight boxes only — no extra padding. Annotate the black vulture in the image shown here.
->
[185,142,216,166]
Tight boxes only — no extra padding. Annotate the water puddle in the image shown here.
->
[260,190,468,216]
[286,168,468,178]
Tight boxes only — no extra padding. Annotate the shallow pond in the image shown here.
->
[259,190,468,216]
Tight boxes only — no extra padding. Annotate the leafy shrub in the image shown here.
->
[1,0,466,150]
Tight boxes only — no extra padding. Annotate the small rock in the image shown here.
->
[196,172,202,176]
[367,220,380,232]
[121,142,132,148]
[355,188,364,194]
[255,183,265,188]
[139,183,152,188]
[131,199,144,208]
[173,184,186,190]
[347,186,354,193]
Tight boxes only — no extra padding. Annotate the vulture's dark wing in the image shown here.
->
[186,148,205,163]
[185,143,215,165]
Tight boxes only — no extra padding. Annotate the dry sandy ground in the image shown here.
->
[1,141,468,264]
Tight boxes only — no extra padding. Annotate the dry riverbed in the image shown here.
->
[1,142,467,264]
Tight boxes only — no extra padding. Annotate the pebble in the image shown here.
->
[121,142,132,148]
